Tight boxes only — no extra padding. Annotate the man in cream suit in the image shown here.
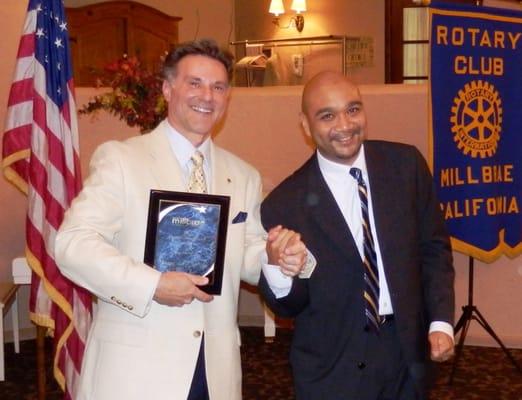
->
[55,39,306,400]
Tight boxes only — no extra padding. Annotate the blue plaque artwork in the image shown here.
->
[144,190,230,295]
[155,202,220,276]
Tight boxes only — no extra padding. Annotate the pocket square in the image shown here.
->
[232,211,248,224]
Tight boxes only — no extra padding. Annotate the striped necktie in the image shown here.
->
[188,150,207,194]
[350,167,380,331]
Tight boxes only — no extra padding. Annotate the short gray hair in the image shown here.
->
[162,39,234,82]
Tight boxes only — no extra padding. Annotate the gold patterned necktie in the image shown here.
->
[187,150,207,194]
[350,167,381,332]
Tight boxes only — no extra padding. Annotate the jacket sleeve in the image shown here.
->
[258,186,310,318]
[240,169,267,285]
[55,141,161,318]
[414,147,455,325]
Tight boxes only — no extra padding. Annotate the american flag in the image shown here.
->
[2,1,92,398]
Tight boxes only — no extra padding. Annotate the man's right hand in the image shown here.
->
[153,271,214,307]
[266,225,308,277]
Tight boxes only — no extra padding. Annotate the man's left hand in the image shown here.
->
[429,331,455,362]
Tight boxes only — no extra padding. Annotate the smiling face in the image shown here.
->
[301,72,367,165]
[162,54,230,146]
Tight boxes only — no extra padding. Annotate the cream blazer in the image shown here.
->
[55,121,266,400]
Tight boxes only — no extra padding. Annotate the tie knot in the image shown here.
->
[350,167,364,186]
[191,150,204,167]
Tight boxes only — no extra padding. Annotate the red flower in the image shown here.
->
[79,55,167,133]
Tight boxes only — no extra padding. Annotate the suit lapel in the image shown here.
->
[145,122,185,191]
[145,127,234,196]
[304,155,361,261]
[364,143,396,271]
[209,143,234,197]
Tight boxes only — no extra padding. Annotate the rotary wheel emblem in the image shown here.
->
[450,80,502,158]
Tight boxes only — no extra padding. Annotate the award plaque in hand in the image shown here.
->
[144,190,230,295]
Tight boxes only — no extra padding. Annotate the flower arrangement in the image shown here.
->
[79,55,167,133]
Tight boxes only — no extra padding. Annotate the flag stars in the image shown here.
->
[59,21,67,31]
[36,28,45,39]
[57,62,62,71]
[36,3,43,13]
[54,38,63,48]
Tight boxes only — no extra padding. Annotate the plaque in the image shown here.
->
[144,190,230,295]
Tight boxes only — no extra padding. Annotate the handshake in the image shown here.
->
[265,225,311,278]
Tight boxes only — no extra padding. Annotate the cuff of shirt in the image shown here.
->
[262,262,292,299]
[429,321,455,343]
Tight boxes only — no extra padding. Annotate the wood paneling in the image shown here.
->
[66,1,181,86]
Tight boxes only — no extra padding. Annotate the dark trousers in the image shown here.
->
[356,319,427,400]
[187,338,209,400]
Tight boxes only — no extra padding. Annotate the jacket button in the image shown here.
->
[128,305,134,311]
[193,330,201,338]
[110,296,116,301]
[357,362,366,370]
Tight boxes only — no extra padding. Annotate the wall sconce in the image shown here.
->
[269,0,307,33]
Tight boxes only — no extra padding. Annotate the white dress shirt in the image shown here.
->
[317,147,393,315]
[164,121,211,187]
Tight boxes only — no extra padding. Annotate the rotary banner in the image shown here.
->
[429,2,522,263]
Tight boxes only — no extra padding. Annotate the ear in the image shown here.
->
[299,112,312,138]
[162,80,171,101]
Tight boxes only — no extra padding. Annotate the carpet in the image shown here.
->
[1,327,521,399]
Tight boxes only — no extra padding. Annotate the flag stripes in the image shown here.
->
[2,1,92,398]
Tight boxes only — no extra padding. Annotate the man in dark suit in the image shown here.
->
[258,71,455,400]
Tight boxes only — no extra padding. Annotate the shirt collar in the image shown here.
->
[164,121,211,169]
[316,144,368,179]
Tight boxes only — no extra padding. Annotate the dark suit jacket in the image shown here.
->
[259,141,455,399]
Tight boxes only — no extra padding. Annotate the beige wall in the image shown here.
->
[1,0,521,349]
[235,0,385,84]
[0,1,31,283]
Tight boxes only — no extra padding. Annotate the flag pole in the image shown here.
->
[36,326,46,400]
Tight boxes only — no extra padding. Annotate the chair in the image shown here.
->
[0,281,20,381]
[11,257,47,399]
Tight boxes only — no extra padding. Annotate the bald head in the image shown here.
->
[301,71,361,115]
[299,70,367,165]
